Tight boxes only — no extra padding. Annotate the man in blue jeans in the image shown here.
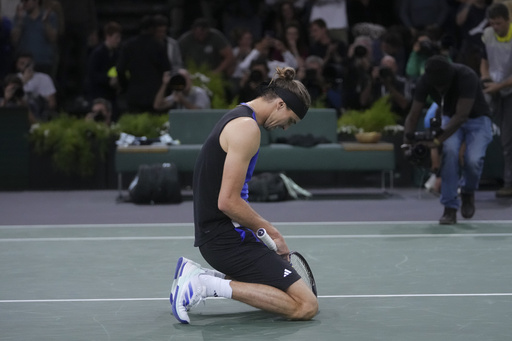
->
[403,55,493,224]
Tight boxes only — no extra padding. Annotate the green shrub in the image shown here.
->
[30,115,114,177]
[114,113,168,138]
[337,96,399,134]
[30,112,169,177]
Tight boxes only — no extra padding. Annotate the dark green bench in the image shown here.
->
[115,108,395,192]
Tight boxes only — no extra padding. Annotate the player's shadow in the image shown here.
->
[174,310,321,340]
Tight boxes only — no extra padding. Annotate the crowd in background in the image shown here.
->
[0,0,507,125]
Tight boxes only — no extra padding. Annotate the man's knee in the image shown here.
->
[290,297,319,320]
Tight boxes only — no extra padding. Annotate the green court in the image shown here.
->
[1,221,511,340]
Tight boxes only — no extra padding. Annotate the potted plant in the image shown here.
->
[337,96,400,143]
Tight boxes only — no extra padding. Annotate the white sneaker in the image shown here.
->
[170,257,202,306]
[170,257,225,305]
[171,257,206,324]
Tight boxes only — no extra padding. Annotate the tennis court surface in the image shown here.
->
[2,217,512,341]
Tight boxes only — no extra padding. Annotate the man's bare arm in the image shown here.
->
[217,118,289,254]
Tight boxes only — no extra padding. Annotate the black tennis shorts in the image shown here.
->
[199,227,301,291]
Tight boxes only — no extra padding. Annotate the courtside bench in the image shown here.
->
[115,108,395,193]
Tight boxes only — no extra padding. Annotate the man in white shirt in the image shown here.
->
[153,69,211,111]
[16,53,57,115]
[235,35,299,80]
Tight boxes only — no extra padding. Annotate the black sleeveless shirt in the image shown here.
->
[193,105,259,247]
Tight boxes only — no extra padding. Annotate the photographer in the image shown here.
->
[403,56,492,224]
[238,57,270,103]
[371,55,412,120]
[84,98,112,125]
[342,38,373,110]
[153,69,211,111]
[297,55,326,106]
[405,34,440,81]
[15,53,57,121]
[0,73,36,124]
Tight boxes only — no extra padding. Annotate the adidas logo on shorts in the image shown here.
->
[283,269,292,277]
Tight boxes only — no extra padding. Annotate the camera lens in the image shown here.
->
[412,144,429,159]
[353,45,368,58]
[168,74,186,92]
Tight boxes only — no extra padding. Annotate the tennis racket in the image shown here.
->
[257,228,317,297]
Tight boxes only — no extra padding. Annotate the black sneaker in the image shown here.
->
[460,192,475,219]
[439,207,457,225]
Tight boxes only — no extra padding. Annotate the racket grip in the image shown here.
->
[257,228,277,252]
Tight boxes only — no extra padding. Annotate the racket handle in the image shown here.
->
[257,228,277,252]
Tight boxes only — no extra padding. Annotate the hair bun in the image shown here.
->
[275,67,296,81]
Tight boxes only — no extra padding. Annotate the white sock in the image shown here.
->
[202,268,226,279]
[199,274,232,299]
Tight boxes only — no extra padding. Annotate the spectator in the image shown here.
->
[42,0,64,36]
[15,52,57,120]
[267,0,305,40]
[221,0,263,44]
[405,33,441,81]
[275,22,309,69]
[308,18,347,80]
[342,36,373,110]
[231,28,254,80]
[153,14,184,75]
[399,0,450,37]
[238,57,271,103]
[0,11,13,80]
[11,0,59,77]
[0,73,36,123]
[455,0,489,75]
[230,28,255,98]
[55,0,98,97]
[236,34,299,80]
[178,18,235,77]
[84,98,113,126]
[370,55,412,121]
[309,0,349,44]
[481,3,512,197]
[85,21,122,115]
[297,55,327,107]
[373,28,408,76]
[153,69,211,111]
[116,16,170,113]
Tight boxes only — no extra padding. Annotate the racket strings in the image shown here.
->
[290,253,316,295]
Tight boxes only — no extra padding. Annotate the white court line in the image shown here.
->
[2,233,512,242]
[0,220,511,229]
[2,293,512,304]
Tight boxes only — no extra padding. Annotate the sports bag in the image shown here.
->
[128,163,182,204]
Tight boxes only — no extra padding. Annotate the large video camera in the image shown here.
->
[404,116,443,166]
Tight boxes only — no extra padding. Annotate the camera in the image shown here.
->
[13,86,25,99]
[92,110,106,122]
[353,45,368,59]
[404,116,443,166]
[418,40,440,57]
[167,74,186,92]
[378,66,394,80]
